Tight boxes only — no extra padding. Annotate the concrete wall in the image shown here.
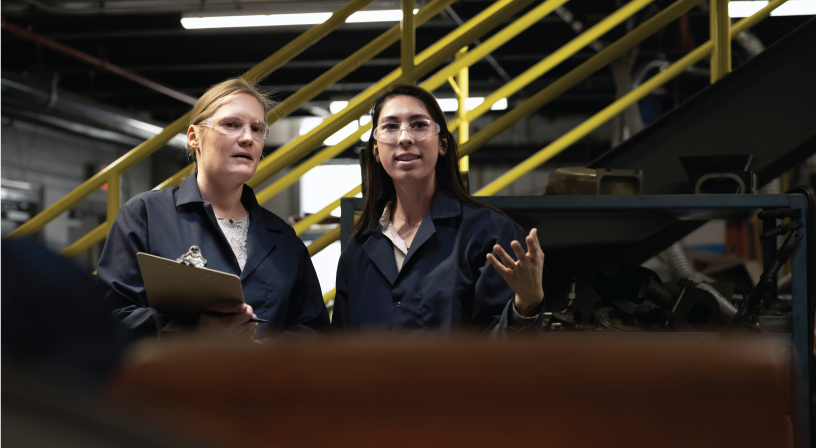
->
[2,118,152,269]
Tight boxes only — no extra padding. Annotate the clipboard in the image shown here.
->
[137,252,245,313]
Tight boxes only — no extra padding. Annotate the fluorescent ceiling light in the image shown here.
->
[729,0,816,17]
[182,9,418,30]
[346,9,418,23]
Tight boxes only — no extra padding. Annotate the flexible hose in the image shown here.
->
[661,242,737,319]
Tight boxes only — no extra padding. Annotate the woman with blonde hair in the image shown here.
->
[98,78,329,342]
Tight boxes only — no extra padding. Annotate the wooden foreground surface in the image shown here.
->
[109,333,795,448]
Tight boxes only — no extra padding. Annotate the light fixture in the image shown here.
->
[182,9,418,30]
[729,0,816,17]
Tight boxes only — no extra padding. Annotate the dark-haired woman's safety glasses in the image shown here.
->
[372,119,440,144]
[198,115,269,142]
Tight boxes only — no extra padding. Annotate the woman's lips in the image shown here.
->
[395,154,421,162]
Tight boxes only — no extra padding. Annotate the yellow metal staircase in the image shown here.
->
[5,0,792,305]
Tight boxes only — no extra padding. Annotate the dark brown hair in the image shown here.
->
[354,84,502,234]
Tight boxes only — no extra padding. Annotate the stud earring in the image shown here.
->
[439,143,447,157]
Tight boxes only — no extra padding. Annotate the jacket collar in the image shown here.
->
[176,171,281,280]
[361,187,462,286]
[363,187,462,235]
[176,171,283,231]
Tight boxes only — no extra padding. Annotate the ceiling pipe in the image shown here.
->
[2,77,188,149]
[1,18,198,105]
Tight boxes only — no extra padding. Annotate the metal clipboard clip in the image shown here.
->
[177,245,207,268]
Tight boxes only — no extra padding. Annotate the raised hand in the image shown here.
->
[486,228,545,316]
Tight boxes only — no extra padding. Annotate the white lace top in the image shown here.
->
[216,215,249,271]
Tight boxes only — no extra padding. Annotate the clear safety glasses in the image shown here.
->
[371,119,441,144]
[197,115,269,142]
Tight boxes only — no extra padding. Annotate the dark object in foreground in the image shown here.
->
[110,334,796,448]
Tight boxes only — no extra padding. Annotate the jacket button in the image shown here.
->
[396,302,401,307]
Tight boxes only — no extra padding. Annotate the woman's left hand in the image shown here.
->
[486,228,545,317]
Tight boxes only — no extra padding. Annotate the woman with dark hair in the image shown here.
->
[98,78,330,342]
[332,84,545,335]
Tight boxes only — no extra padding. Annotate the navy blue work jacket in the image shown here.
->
[97,172,329,340]
[333,188,544,336]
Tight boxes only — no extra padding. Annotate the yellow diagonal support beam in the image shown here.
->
[5,0,375,240]
[466,0,656,122]
[248,0,537,189]
[257,127,369,206]
[265,0,457,127]
[323,288,336,305]
[460,0,703,158]
[293,185,362,236]
[307,225,342,257]
[256,0,561,206]
[243,0,377,83]
[59,221,110,259]
[422,0,571,92]
[475,0,788,196]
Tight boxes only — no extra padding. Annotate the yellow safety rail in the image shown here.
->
[4,0,378,242]
[6,0,528,254]
[284,0,690,252]
[296,0,784,258]
[6,0,786,274]
[474,0,786,196]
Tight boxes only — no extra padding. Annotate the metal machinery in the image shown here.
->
[341,192,813,446]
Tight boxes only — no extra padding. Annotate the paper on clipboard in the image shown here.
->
[137,252,244,313]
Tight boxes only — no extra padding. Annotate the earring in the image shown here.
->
[372,143,381,163]
[439,142,447,157]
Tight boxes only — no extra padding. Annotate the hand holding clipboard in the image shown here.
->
[137,247,267,323]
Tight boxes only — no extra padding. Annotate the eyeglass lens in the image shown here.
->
[373,120,438,143]
[208,116,268,141]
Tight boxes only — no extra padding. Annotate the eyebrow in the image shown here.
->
[380,113,430,122]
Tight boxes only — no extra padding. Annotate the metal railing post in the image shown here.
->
[402,0,416,84]
[456,47,470,173]
[710,0,731,83]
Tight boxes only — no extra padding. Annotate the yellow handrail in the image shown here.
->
[248,0,538,189]
[290,0,783,257]
[293,185,362,236]
[323,289,336,305]
[460,0,703,157]
[5,0,376,241]
[307,225,342,257]
[154,0,461,192]
[281,0,686,253]
[475,0,788,196]
[255,0,570,205]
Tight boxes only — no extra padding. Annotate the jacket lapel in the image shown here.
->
[240,185,279,281]
[362,231,400,285]
[400,210,436,271]
[399,189,461,274]
[241,215,277,281]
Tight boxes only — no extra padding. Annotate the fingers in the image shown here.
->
[510,240,527,263]
[486,253,512,277]
[206,302,247,313]
[492,244,517,269]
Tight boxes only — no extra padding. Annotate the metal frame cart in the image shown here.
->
[341,194,812,446]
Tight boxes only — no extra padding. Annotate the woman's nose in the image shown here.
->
[397,128,413,145]
[237,124,254,143]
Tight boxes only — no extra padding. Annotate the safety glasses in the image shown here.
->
[197,115,269,142]
[372,119,441,144]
